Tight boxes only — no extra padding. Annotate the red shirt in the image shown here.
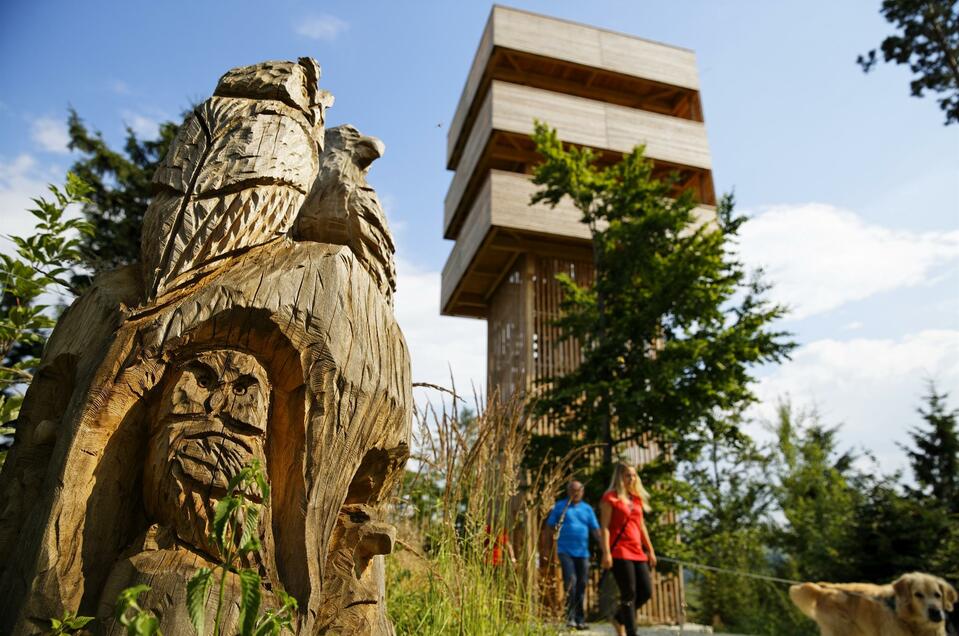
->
[484,524,510,566]
[601,491,648,561]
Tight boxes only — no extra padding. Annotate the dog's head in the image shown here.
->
[893,572,957,626]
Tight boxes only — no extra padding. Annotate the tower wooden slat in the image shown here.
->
[441,170,714,317]
[448,6,702,170]
[444,80,712,238]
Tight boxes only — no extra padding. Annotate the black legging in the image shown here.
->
[611,558,652,635]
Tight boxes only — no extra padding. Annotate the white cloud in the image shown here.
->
[294,15,349,41]
[0,154,80,249]
[111,79,131,95]
[30,117,70,154]
[121,110,161,139]
[379,193,407,234]
[1,155,52,252]
[393,257,486,402]
[737,203,959,320]
[749,329,959,474]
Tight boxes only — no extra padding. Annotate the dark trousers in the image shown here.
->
[557,553,589,624]
[611,559,652,636]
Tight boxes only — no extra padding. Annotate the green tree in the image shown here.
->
[66,109,180,280]
[857,0,959,124]
[527,121,794,475]
[0,174,93,464]
[848,475,954,581]
[682,422,774,632]
[767,402,860,583]
[895,384,959,579]
[901,382,959,511]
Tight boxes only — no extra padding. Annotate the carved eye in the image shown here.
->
[186,362,216,389]
[233,375,257,396]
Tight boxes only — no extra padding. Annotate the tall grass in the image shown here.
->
[386,388,585,635]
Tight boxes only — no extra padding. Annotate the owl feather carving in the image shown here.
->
[141,57,334,300]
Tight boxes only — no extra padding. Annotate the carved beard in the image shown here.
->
[144,416,267,558]
[164,416,263,490]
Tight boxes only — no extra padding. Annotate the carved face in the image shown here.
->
[144,349,271,553]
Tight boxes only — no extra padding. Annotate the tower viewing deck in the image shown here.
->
[441,6,716,323]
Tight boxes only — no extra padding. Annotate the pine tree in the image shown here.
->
[66,108,180,282]
[528,122,795,471]
[901,382,959,512]
[768,402,860,583]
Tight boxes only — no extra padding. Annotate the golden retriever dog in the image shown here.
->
[790,572,957,636]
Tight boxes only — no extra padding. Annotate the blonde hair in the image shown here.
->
[607,463,651,513]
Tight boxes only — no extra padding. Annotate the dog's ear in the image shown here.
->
[939,578,957,612]
[893,575,914,614]
[893,575,911,598]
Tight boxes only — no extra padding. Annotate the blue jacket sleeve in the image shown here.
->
[545,500,562,527]
[587,505,600,530]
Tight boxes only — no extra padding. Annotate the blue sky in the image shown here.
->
[1,1,957,472]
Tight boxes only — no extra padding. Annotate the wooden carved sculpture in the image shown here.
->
[0,58,411,636]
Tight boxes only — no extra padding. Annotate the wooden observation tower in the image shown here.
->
[440,6,717,624]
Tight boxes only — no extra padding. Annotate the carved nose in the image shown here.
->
[356,522,395,560]
[205,391,226,415]
[352,522,396,577]
[928,607,943,622]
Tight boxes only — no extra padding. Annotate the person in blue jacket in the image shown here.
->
[544,480,601,630]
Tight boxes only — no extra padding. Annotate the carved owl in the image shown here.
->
[141,57,334,300]
[144,349,271,557]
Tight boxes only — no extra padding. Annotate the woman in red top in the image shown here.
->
[599,463,657,636]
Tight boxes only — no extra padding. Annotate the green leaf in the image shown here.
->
[252,589,297,636]
[64,615,94,629]
[132,612,160,636]
[275,589,297,613]
[239,506,260,552]
[252,463,269,501]
[186,567,213,635]
[112,583,160,635]
[115,584,151,624]
[226,462,253,492]
[252,616,280,636]
[212,496,240,549]
[238,568,262,636]
[117,584,151,605]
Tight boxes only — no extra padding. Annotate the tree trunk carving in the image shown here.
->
[0,57,410,636]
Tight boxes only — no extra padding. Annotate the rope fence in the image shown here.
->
[657,556,804,587]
